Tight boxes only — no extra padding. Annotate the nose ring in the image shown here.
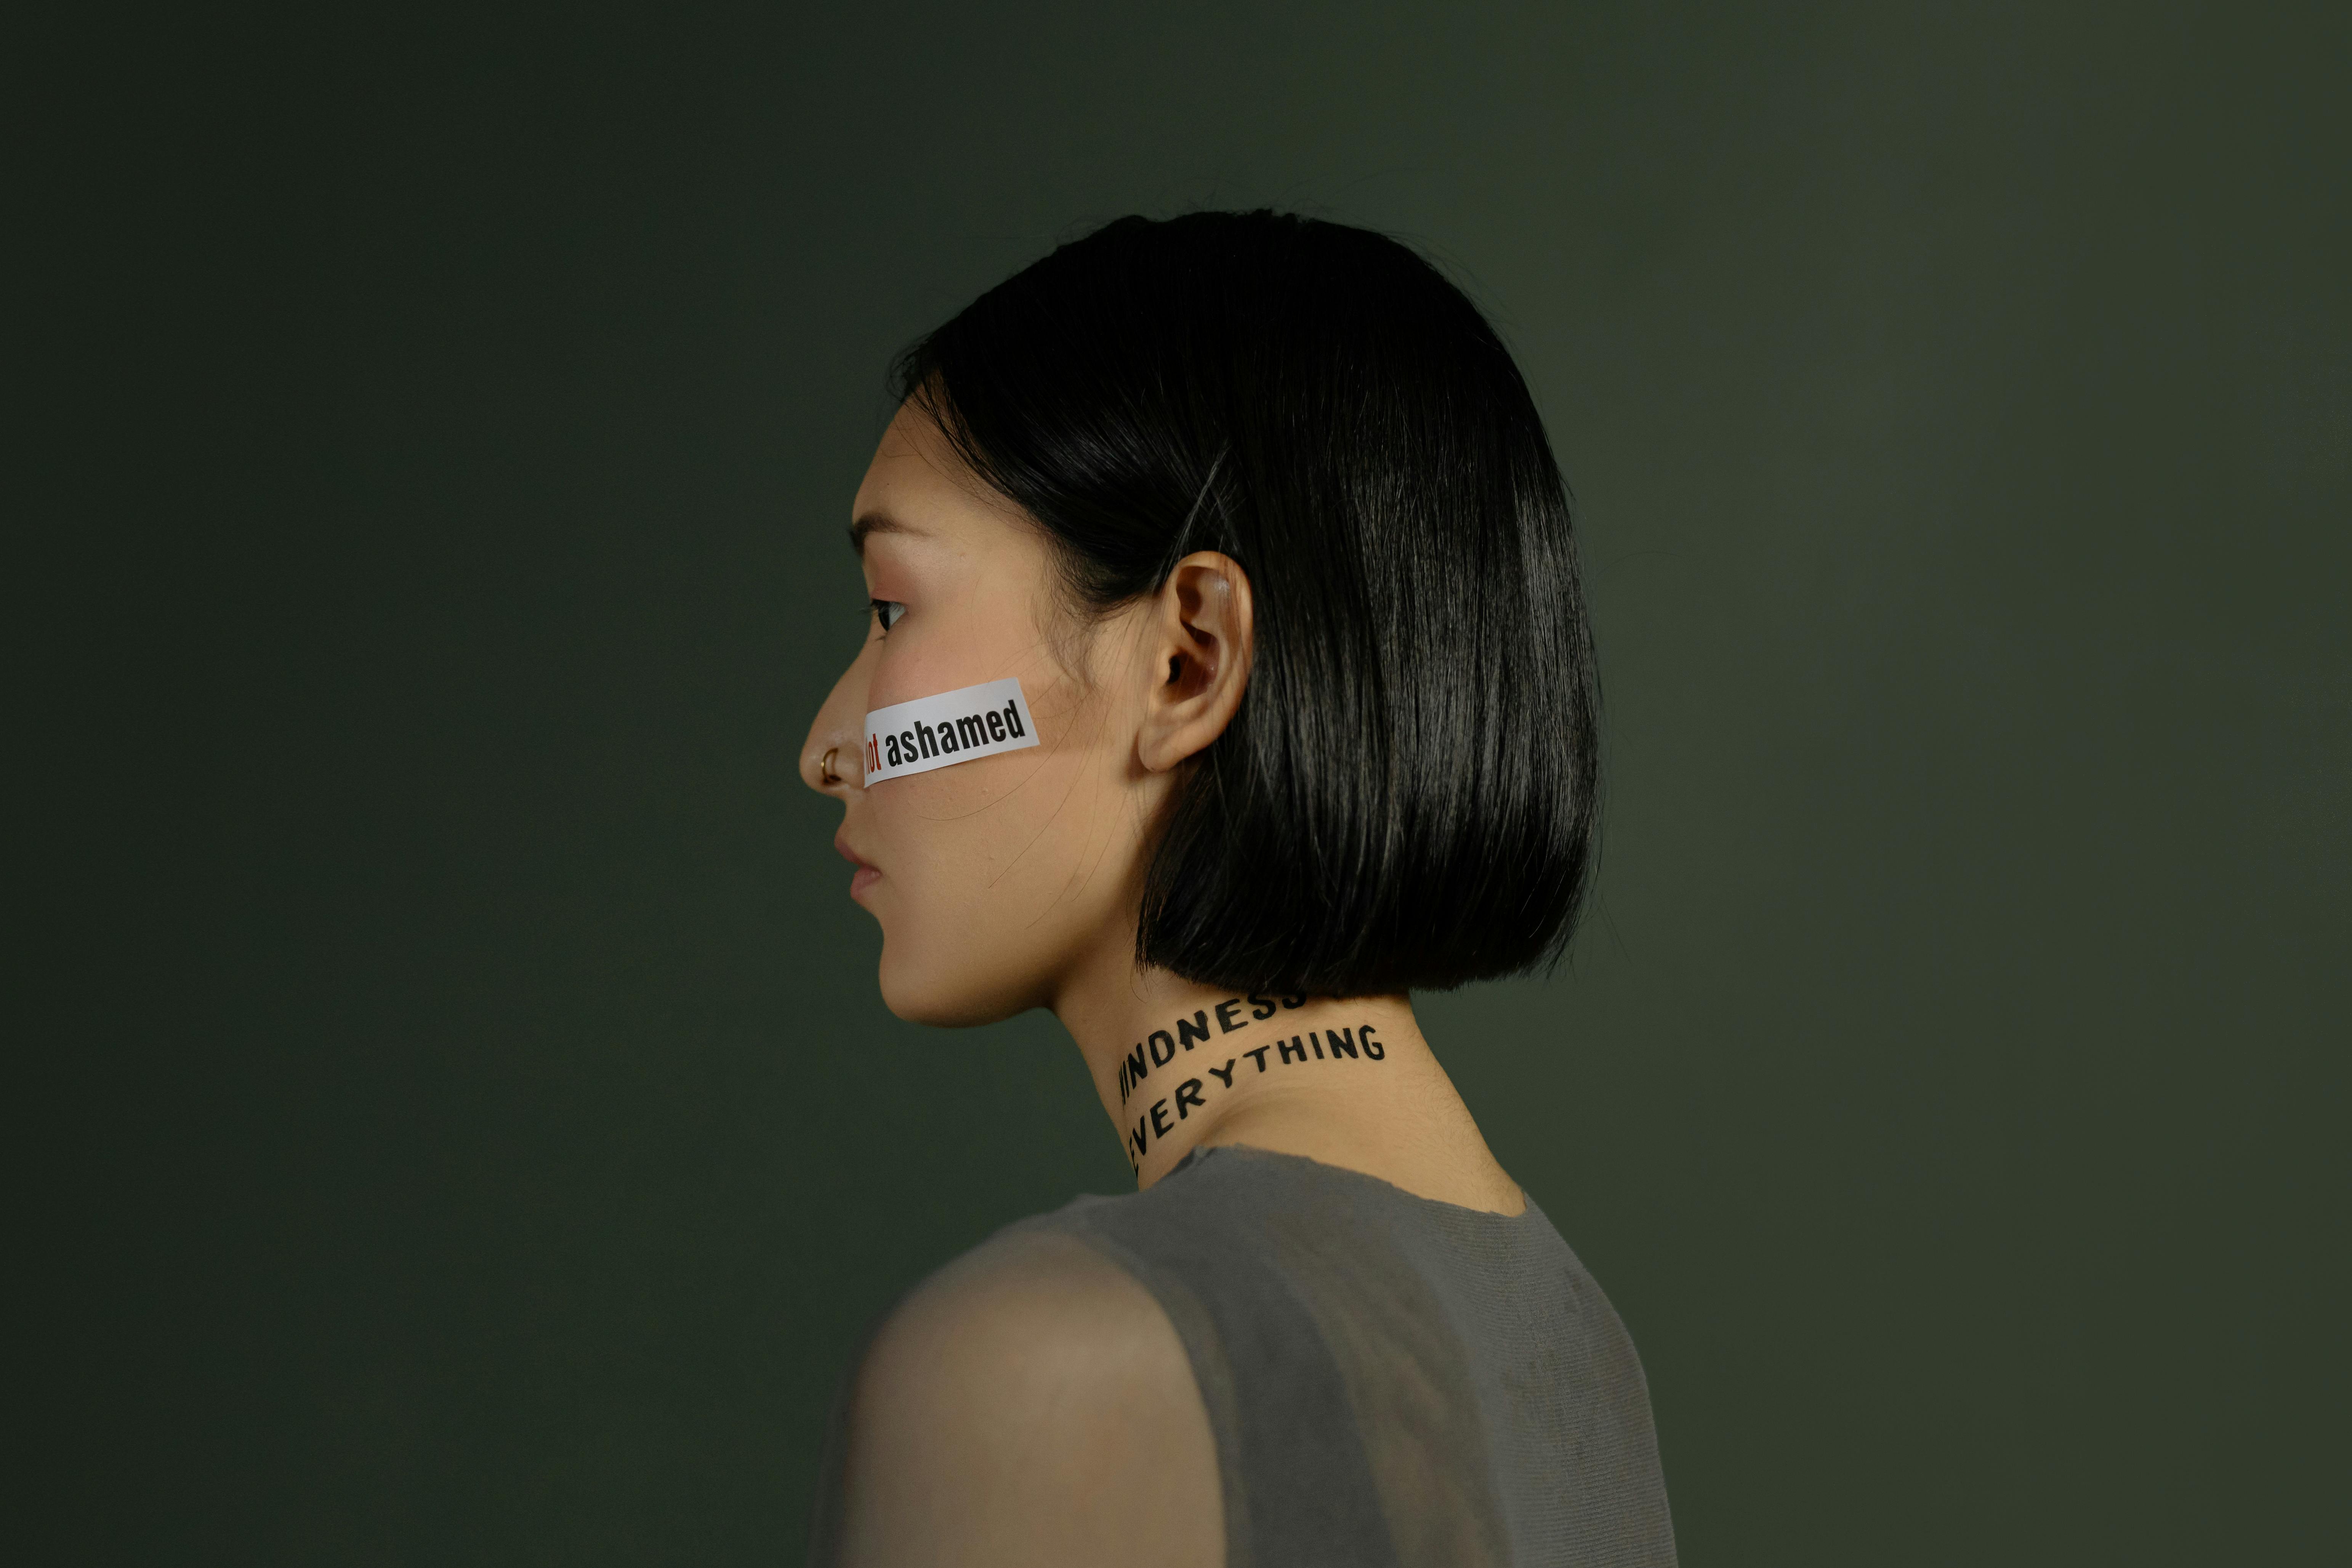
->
[820,747,841,785]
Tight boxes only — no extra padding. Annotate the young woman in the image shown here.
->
[799,211,1676,1567]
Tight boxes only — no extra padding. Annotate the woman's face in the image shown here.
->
[800,407,1166,1025]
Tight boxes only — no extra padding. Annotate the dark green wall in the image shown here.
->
[28,3,2348,1562]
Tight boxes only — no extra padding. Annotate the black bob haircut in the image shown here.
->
[894,210,1599,997]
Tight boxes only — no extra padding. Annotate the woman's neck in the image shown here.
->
[1054,966,1525,1214]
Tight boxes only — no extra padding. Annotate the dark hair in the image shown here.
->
[894,211,1599,996]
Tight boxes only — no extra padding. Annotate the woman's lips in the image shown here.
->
[835,834,881,899]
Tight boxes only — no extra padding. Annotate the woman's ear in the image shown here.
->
[1136,551,1254,772]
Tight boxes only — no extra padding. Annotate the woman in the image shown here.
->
[799,211,1675,1566]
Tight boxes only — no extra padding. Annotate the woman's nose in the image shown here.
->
[800,726,860,798]
[801,665,868,798]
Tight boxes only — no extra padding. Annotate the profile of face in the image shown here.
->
[799,406,1251,1026]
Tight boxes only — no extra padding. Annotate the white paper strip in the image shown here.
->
[862,677,1040,785]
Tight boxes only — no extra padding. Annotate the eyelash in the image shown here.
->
[869,598,907,634]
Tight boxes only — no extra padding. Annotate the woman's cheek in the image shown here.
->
[864,663,1084,879]
[867,769,1000,892]
[864,624,1019,713]
[884,753,1064,892]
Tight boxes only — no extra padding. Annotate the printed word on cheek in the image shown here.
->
[1123,1018,1387,1169]
[862,677,1039,785]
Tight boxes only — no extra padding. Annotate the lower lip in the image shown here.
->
[849,865,881,899]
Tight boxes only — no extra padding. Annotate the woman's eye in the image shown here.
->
[870,599,907,634]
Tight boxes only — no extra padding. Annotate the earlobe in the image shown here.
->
[1138,552,1254,773]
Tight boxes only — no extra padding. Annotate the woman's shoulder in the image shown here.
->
[816,1224,1222,1565]
[856,1221,1192,1430]
[872,1221,1173,1369]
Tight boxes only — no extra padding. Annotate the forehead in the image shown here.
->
[850,405,1032,555]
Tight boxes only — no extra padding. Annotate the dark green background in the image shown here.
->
[26,3,2348,1562]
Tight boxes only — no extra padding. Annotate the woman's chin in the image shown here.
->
[876,946,1038,1028]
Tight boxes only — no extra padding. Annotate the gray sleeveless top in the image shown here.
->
[808,1145,1677,1566]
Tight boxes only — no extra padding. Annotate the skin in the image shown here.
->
[799,404,1524,1216]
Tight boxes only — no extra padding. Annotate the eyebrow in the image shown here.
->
[847,511,923,555]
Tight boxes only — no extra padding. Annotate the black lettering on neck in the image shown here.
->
[1214,998,1245,1033]
[1149,1099,1173,1138]
[1247,994,1278,1020]
[1148,1030,1176,1067]
[1124,1041,1148,1092]
[1207,1058,1235,1088]
[1244,1045,1272,1073]
[1278,1036,1308,1065]
[1326,1027,1359,1059]
[1176,1011,1212,1051]
[1174,1079,1205,1119]
[1360,1022,1384,1060]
